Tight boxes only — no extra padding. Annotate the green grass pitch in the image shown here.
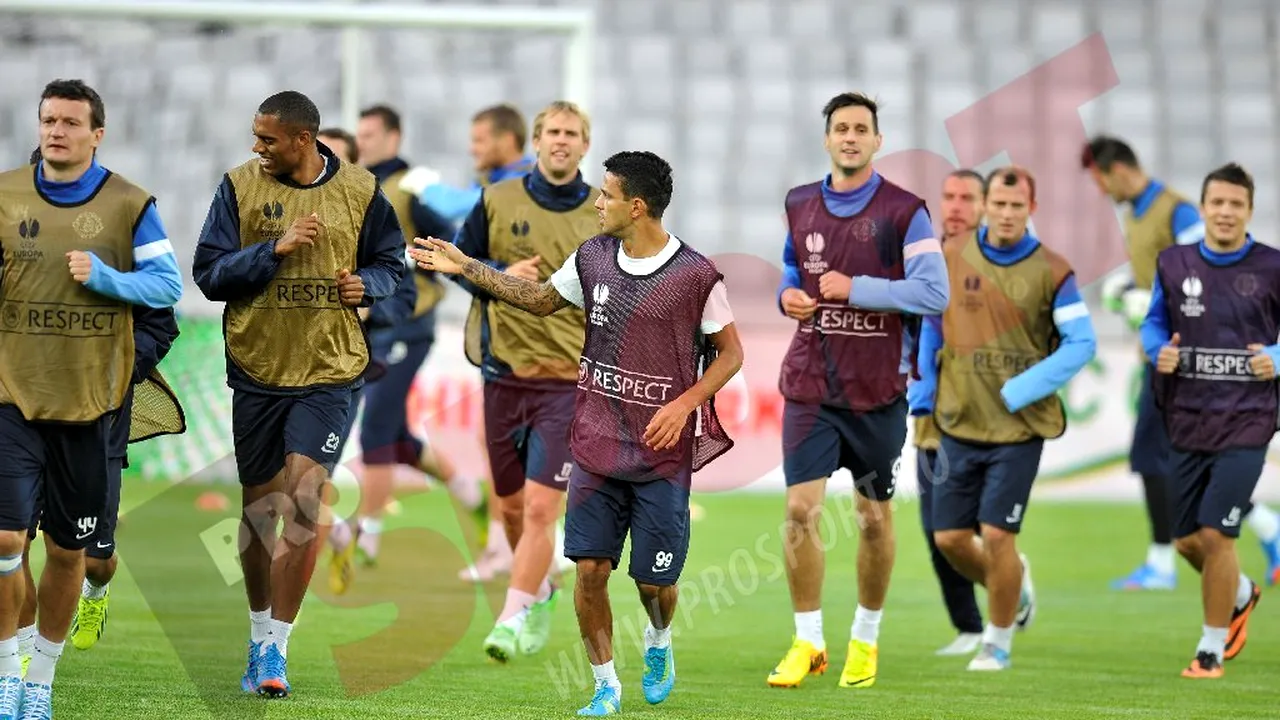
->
[33,481,1280,718]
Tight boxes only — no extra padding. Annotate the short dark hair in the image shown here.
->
[1200,162,1254,207]
[318,127,358,163]
[822,92,879,134]
[1081,135,1139,172]
[40,79,106,130]
[257,91,321,136]
[602,151,673,219]
[984,165,1037,203]
[359,104,401,134]
[28,147,41,165]
[472,104,528,151]
[948,168,986,193]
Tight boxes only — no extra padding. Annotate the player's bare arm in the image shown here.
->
[411,236,570,317]
[643,323,744,451]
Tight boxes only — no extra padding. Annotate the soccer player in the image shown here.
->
[913,169,986,657]
[1082,137,1280,590]
[0,78,183,717]
[912,167,1097,671]
[401,103,538,581]
[768,92,949,690]
[191,90,405,698]
[65,301,180,651]
[1139,162,1276,678]
[402,103,539,225]
[412,149,740,716]
[448,101,598,662]
[326,104,480,580]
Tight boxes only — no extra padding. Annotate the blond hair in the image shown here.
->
[533,100,591,143]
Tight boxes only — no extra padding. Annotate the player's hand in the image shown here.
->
[1247,343,1276,379]
[505,255,542,282]
[336,268,364,307]
[643,397,696,452]
[818,271,853,302]
[780,288,818,321]
[275,213,322,257]
[66,250,93,283]
[410,237,466,275]
[1156,332,1182,374]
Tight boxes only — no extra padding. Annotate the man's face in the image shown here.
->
[470,119,507,172]
[823,105,881,176]
[39,97,102,169]
[251,114,308,176]
[985,176,1036,243]
[355,115,398,167]
[319,135,355,164]
[594,172,637,236]
[534,111,589,181]
[1201,180,1252,247]
[940,175,984,238]
[1088,165,1127,202]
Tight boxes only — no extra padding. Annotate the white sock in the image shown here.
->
[850,605,881,646]
[1235,573,1254,611]
[1196,625,1228,660]
[982,623,1015,653]
[250,609,272,644]
[16,626,35,658]
[1146,544,1176,575]
[0,637,19,677]
[358,516,383,535]
[83,577,108,601]
[591,659,620,692]
[793,610,824,651]
[268,619,293,658]
[535,578,553,603]
[1246,503,1280,543]
[644,622,671,650]
[24,636,62,686]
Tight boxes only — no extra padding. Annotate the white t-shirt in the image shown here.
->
[549,234,734,334]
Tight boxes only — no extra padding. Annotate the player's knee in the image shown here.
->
[857,501,891,542]
[523,493,560,530]
[933,529,973,559]
[498,494,524,526]
[0,530,24,558]
[979,526,1015,555]
[576,558,612,589]
[784,494,821,529]
[1195,526,1234,554]
[1173,534,1202,560]
[43,540,81,567]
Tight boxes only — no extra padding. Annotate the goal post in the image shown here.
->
[0,0,596,131]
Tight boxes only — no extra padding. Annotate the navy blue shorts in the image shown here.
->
[782,398,907,500]
[231,387,353,486]
[1169,447,1267,539]
[0,404,112,551]
[1130,365,1171,477]
[360,334,432,466]
[563,465,691,586]
[85,456,124,560]
[484,381,577,498]
[932,434,1045,534]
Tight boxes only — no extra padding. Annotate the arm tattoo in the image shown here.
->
[460,258,571,316]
